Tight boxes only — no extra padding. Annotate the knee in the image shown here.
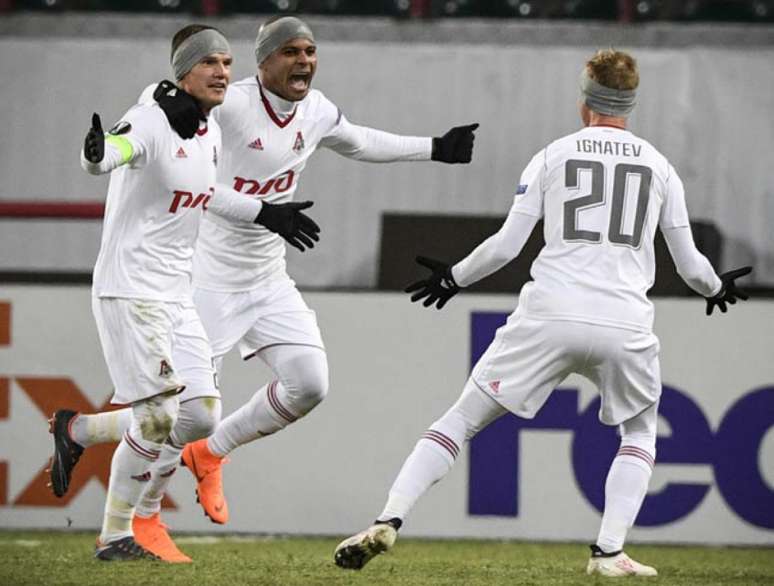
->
[135,393,180,443]
[177,397,222,443]
[620,429,657,459]
[290,368,329,414]
[302,368,329,407]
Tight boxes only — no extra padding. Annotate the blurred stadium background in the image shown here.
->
[0,1,772,581]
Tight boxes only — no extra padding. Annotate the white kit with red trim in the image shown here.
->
[91,103,220,302]
[193,77,431,293]
[503,125,713,333]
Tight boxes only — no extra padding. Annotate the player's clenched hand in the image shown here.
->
[154,80,205,140]
[84,113,105,163]
[431,123,479,164]
[705,266,752,316]
[405,256,460,310]
[255,201,321,252]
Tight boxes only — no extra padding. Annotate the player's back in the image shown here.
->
[518,125,680,332]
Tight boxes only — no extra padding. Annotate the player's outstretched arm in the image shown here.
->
[208,185,320,251]
[662,226,752,315]
[704,266,753,316]
[452,209,539,288]
[254,201,321,252]
[431,123,479,164]
[405,256,460,310]
[321,117,478,164]
[80,113,135,175]
[153,80,205,140]
[405,209,538,310]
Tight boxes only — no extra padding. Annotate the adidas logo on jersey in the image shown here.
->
[176,147,187,159]
[248,137,264,150]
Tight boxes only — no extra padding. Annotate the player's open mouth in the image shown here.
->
[289,73,310,92]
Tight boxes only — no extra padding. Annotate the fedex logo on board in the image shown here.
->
[467,311,774,530]
[0,302,175,510]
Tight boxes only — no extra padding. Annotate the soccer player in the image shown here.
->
[57,24,318,562]
[49,16,477,561]
[333,49,751,577]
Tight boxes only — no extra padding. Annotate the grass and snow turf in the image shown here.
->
[1,531,772,585]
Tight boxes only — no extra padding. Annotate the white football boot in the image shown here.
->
[586,545,658,577]
[334,522,398,570]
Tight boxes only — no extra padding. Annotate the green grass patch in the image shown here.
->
[1,530,772,586]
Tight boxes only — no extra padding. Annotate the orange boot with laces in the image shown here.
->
[132,513,191,563]
[181,438,229,524]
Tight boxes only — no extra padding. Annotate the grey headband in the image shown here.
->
[254,16,315,65]
[580,68,637,117]
[172,29,231,81]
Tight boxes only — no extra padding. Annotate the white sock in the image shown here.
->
[99,394,178,544]
[136,397,221,518]
[100,431,162,543]
[378,380,505,522]
[134,442,181,519]
[596,451,654,552]
[208,381,294,456]
[70,408,132,447]
[379,433,457,521]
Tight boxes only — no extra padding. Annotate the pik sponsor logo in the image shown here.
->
[468,311,774,530]
[168,188,213,214]
[232,170,295,197]
[0,302,176,509]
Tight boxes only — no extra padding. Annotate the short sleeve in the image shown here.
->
[510,149,546,218]
[659,163,691,229]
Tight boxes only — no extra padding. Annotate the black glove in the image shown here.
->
[154,80,205,140]
[404,256,460,310]
[705,266,752,315]
[84,113,105,163]
[431,123,479,164]
[255,201,321,252]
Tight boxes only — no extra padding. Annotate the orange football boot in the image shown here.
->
[181,438,229,524]
[132,513,191,563]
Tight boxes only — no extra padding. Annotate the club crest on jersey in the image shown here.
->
[108,121,132,135]
[248,137,264,150]
[159,360,174,377]
[489,380,501,393]
[516,184,528,195]
[293,131,305,153]
[176,147,187,159]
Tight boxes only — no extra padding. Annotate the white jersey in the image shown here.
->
[92,103,221,301]
[193,77,430,292]
[512,125,691,331]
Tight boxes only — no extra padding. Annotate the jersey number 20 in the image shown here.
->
[563,159,652,249]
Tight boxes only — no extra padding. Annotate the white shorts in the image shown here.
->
[193,277,324,370]
[92,297,218,405]
[471,314,661,426]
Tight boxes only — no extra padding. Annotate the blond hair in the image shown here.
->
[585,49,639,91]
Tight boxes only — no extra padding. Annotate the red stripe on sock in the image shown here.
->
[424,430,460,457]
[267,381,296,423]
[422,429,459,459]
[422,433,458,459]
[617,445,655,464]
[123,432,160,462]
[616,446,655,468]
